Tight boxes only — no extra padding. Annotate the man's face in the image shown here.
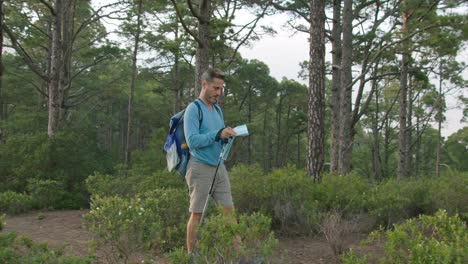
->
[202,78,224,104]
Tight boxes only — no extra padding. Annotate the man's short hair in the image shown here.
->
[201,68,225,82]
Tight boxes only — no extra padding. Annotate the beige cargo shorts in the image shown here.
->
[185,159,233,213]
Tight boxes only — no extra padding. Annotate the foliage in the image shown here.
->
[428,171,468,218]
[0,191,33,215]
[26,179,66,210]
[445,127,468,171]
[230,164,320,234]
[342,210,467,263]
[84,187,187,258]
[0,131,112,208]
[167,210,278,264]
[0,232,92,263]
[0,214,5,231]
[84,195,161,262]
[313,173,370,215]
[86,170,185,198]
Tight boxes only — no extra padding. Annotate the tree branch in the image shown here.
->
[170,0,203,46]
[187,0,208,24]
[38,0,56,16]
[3,24,47,81]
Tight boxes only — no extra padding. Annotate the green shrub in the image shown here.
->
[0,214,5,231]
[138,188,188,251]
[314,173,370,214]
[0,191,33,215]
[231,165,321,234]
[0,232,92,263]
[169,210,278,264]
[0,131,112,209]
[84,188,188,260]
[343,210,467,264]
[26,178,66,209]
[230,164,273,215]
[86,170,185,198]
[269,166,320,233]
[429,172,468,217]
[365,179,412,227]
[85,172,131,197]
[84,195,161,262]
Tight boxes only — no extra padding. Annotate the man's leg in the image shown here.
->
[187,212,202,253]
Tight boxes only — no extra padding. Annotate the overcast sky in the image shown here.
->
[238,13,467,138]
[91,0,466,138]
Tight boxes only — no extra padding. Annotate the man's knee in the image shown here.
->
[190,212,202,222]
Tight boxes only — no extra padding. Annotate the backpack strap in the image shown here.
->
[193,99,223,127]
[193,99,203,127]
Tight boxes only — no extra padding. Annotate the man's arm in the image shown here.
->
[184,103,218,149]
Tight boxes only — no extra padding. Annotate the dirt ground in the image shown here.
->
[1,210,377,264]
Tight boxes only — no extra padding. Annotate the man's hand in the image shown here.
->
[220,127,237,139]
[216,127,237,141]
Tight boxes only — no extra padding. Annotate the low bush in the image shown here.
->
[429,172,468,218]
[86,170,186,198]
[269,166,320,233]
[83,195,161,262]
[313,173,370,215]
[0,232,92,263]
[26,178,66,210]
[167,210,278,264]
[84,188,188,261]
[231,165,320,234]
[341,210,467,264]
[0,214,5,231]
[0,191,33,215]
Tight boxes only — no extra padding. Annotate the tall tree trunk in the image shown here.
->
[124,0,143,166]
[0,0,4,143]
[283,104,292,166]
[406,74,413,177]
[172,19,181,113]
[338,0,353,174]
[436,63,442,177]
[372,77,382,181]
[108,102,113,150]
[275,93,283,167]
[297,132,301,166]
[48,0,62,138]
[383,115,390,178]
[415,95,421,177]
[48,0,75,139]
[263,108,268,170]
[194,0,211,97]
[307,0,326,182]
[247,84,252,164]
[330,0,342,173]
[397,10,409,181]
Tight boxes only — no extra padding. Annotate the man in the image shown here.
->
[183,68,237,253]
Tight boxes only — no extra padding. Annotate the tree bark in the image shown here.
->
[194,0,211,97]
[276,91,284,167]
[436,63,442,177]
[172,20,181,113]
[406,74,413,177]
[338,0,353,174]
[372,74,382,181]
[397,10,409,181]
[330,0,342,173]
[0,0,4,143]
[307,0,326,182]
[124,0,143,166]
[247,84,252,165]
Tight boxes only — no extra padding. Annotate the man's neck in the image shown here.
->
[198,97,214,109]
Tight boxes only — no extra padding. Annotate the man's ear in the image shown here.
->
[201,80,207,89]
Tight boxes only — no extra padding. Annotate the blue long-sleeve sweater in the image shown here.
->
[184,99,224,166]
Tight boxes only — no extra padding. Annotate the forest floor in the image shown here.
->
[1,210,383,263]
